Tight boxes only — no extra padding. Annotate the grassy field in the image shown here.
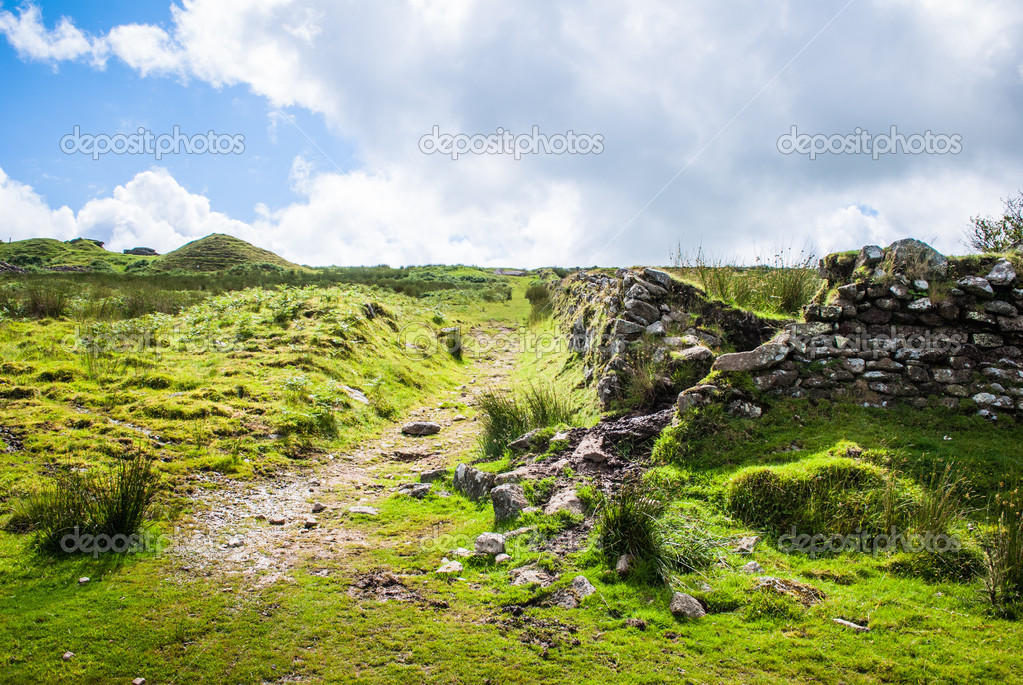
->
[1,261,1022,683]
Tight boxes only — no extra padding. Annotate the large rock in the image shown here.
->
[544,488,586,517]
[474,532,506,555]
[670,345,714,364]
[401,421,441,436]
[453,464,497,501]
[612,318,646,337]
[711,344,790,373]
[491,484,529,524]
[884,239,948,279]
[643,268,673,289]
[987,259,1017,287]
[624,298,662,325]
[854,245,884,271]
[572,433,610,463]
[958,276,994,297]
[669,592,706,619]
[596,373,622,409]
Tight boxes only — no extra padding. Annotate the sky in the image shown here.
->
[0,0,1021,268]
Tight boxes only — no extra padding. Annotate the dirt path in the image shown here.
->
[167,328,520,586]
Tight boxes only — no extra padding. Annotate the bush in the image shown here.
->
[8,454,159,554]
[983,488,1023,616]
[965,190,1023,253]
[596,485,664,569]
[476,384,573,459]
[525,282,552,322]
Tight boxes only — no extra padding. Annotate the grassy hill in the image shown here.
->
[150,233,303,273]
[0,237,156,272]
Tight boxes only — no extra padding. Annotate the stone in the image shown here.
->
[671,345,714,364]
[626,283,651,300]
[711,344,789,373]
[132,679,147,685]
[907,297,933,312]
[885,238,948,278]
[625,618,647,630]
[510,565,555,586]
[625,298,662,325]
[733,536,760,555]
[669,592,706,619]
[890,282,910,299]
[494,467,532,485]
[78,577,89,585]
[226,537,244,548]
[616,554,634,575]
[348,506,379,516]
[740,561,765,574]
[596,373,622,409]
[645,321,666,336]
[958,276,995,298]
[303,516,318,529]
[420,468,449,483]
[987,259,1017,287]
[508,428,541,451]
[854,245,884,270]
[727,399,762,419]
[453,464,497,501]
[986,301,1019,317]
[495,553,512,564]
[398,483,431,499]
[1000,317,1023,333]
[643,268,673,289]
[837,283,861,301]
[544,488,587,517]
[753,576,825,606]
[491,483,529,524]
[474,532,506,555]
[269,516,286,525]
[573,433,610,463]
[973,333,1004,348]
[436,561,463,575]
[972,393,1015,410]
[612,319,645,337]
[63,652,75,661]
[571,575,597,598]
[311,502,327,513]
[401,421,441,436]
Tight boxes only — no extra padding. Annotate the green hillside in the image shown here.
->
[0,237,155,272]
[150,233,303,273]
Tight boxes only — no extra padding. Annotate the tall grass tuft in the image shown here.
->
[8,454,159,554]
[983,487,1023,616]
[525,282,552,322]
[476,384,574,458]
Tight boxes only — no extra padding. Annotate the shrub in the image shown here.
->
[596,485,664,568]
[525,282,552,322]
[965,190,1023,253]
[8,454,159,554]
[982,488,1023,616]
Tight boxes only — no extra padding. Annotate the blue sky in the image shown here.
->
[1,1,1022,267]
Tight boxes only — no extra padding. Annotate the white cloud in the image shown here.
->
[0,3,106,65]
[0,167,77,242]
[105,24,182,76]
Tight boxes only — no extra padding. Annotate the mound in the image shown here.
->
[151,234,301,273]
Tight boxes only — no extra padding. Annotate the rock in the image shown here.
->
[753,576,825,606]
[625,618,647,630]
[62,651,75,661]
[740,561,764,574]
[78,577,89,585]
[495,553,512,564]
[510,565,555,586]
[551,590,580,609]
[712,344,789,373]
[669,592,706,619]
[491,483,529,524]
[398,483,432,499]
[727,400,762,419]
[348,505,379,516]
[453,414,467,421]
[986,300,1018,317]
[420,468,449,483]
[571,575,597,597]
[401,421,441,436]
[885,238,948,278]
[625,298,662,325]
[226,537,244,548]
[494,467,531,485]
[453,464,497,501]
[987,259,1017,286]
[544,488,586,517]
[832,618,870,633]
[958,276,995,298]
[311,502,327,513]
[733,536,760,555]
[303,517,318,529]
[475,532,506,555]
[596,373,622,409]
[436,561,463,575]
[643,268,673,289]
[645,321,666,336]
[671,345,714,364]
[907,297,933,312]
[132,679,147,685]
[854,245,884,270]
[508,428,541,451]
[268,516,286,525]
[572,433,610,463]
[616,554,634,575]
[612,319,646,337]
[972,393,1015,409]
[505,526,533,539]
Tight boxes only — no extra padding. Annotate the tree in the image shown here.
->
[966,190,1023,253]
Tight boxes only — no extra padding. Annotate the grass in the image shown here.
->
[476,384,575,458]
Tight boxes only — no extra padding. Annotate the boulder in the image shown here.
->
[420,468,449,483]
[987,259,1017,287]
[854,245,884,270]
[453,464,497,501]
[669,592,706,619]
[544,488,586,517]
[624,298,662,325]
[958,276,994,298]
[491,483,529,524]
[572,433,610,463]
[884,239,948,279]
[643,268,673,289]
[397,483,431,499]
[711,344,790,373]
[571,575,597,598]
[401,421,441,436]
[474,532,506,555]
[612,319,645,337]
[436,561,463,575]
[508,428,541,452]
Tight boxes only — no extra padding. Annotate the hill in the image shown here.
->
[0,237,156,272]
[150,233,303,273]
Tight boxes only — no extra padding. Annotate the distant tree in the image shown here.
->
[966,190,1023,253]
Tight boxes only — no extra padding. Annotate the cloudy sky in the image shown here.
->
[1,0,1021,267]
